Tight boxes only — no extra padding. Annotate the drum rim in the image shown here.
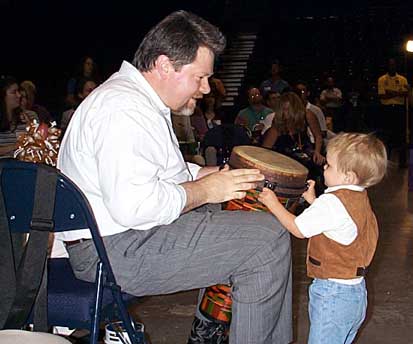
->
[230,145,309,175]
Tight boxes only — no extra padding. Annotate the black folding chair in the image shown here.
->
[0,159,146,344]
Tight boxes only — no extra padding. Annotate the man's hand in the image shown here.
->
[181,165,264,212]
[199,165,264,203]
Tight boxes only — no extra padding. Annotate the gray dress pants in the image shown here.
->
[67,206,292,344]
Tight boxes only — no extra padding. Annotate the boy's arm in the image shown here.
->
[258,188,305,238]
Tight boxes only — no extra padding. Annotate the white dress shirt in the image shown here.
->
[56,61,201,241]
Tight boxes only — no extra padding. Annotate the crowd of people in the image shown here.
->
[0,9,407,344]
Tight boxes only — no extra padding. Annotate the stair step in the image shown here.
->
[225,52,251,57]
[222,61,248,66]
[218,73,245,78]
[221,78,243,83]
[237,33,258,39]
[223,82,242,87]
[219,65,248,71]
[222,101,235,106]
[231,42,255,46]
[226,91,239,96]
[221,55,251,61]
[226,49,254,54]
[226,47,254,51]
[225,87,239,92]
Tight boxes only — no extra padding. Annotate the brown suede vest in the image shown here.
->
[307,189,378,279]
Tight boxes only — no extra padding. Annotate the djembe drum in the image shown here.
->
[198,146,309,339]
[225,145,309,212]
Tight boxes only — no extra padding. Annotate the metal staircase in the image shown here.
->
[216,32,258,111]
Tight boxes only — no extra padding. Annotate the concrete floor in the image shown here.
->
[130,163,413,343]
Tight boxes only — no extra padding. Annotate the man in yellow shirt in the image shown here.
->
[378,58,409,167]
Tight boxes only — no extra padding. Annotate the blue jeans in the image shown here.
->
[308,278,367,344]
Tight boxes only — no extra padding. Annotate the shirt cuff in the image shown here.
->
[187,162,202,180]
[175,183,187,213]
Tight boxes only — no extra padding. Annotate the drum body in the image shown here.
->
[225,146,309,212]
[199,284,232,324]
[199,146,309,326]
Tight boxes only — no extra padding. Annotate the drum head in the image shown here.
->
[229,146,309,197]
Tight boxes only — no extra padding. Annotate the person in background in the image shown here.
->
[171,110,206,166]
[262,92,325,165]
[264,90,280,112]
[19,86,39,122]
[377,57,409,168]
[191,81,225,166]
[320,76,343,132]
[60,78,97,132]
[0,76,31,157]
[56,11,292,344]
[20,80,52,123]
[259,132,387,344]
[259,59,290,98]
[295,81,334,148]
[262,92,325,194]
[234,86,274,144]
[209,76,226,109]
[65,56,100,108]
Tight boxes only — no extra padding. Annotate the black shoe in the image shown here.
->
[187,316,229,344]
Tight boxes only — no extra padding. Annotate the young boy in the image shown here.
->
[258,132,387,344]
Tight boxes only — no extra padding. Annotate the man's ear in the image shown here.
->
[154,55,174,80]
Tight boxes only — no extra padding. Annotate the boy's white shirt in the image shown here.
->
[295,184,365,284]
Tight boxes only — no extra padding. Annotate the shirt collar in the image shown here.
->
[386,72,400,78]
[118,61,170,117]
[325,184,365,193]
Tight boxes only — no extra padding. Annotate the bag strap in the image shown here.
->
[2,164,57,331]
[0,164,19,328]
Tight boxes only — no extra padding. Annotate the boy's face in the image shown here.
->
[323,151,347,187]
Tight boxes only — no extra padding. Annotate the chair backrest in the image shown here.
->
[0,158,116,282]
[0,159,143,343]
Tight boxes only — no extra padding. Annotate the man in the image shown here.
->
[259,60,290,97]
[378,57,409,167]
[320,76,343,132]
[234,87,274,143]
[264,90,279,111]
[56,11,292,344]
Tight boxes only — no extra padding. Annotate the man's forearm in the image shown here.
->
[181,178,210,213]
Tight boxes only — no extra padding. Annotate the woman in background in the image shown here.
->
[65,56,100,108]
[262,92,325,193]
[0,76,30,157]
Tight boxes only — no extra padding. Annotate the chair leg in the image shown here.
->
[90,262,104,344]
[112,291,146,344]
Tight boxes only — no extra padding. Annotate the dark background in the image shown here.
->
[1,0,412,116]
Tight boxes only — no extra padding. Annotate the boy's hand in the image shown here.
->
[303,180,317,204]
[258,187,280,209]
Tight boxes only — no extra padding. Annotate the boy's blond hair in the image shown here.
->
[327,132,387,187]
